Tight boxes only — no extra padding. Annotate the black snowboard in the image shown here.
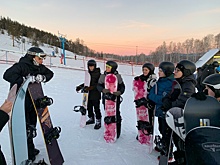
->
[184,96,220,134]
[28,82,64,165]
[185,126,220,165]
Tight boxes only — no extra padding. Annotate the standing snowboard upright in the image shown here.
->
[104,73,118,143]
[74,70,91,127]
[133,78,151,144]
[29,82,64,165]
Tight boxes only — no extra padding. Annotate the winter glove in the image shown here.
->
[35,74,46,83]
[134,76,140,80]
[113,91,121,96]
[76,86,82,92]
[82,86,94,92]
[161,97,172,112]
[102,89,110,94]
[191,92,207,100]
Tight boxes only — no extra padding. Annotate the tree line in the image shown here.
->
[1,16,220,65]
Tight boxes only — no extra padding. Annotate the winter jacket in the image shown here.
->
[148,75,174,118]
[163,74,197,111]
[3,55,54,89]
[133,74,157,92]
[88,68,101,100]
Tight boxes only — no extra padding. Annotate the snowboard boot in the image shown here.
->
[94,119,101,129]
[34,148,40,156]
[86,117,95,125]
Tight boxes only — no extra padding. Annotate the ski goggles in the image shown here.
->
[106,64,112,69]
[27,51,47,59]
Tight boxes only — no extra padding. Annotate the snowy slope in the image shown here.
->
[0,32,160,165]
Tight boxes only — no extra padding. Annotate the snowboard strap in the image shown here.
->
[73,105,87,115]
[104,116,116,125]
[136,120,153,135]
[35,96,53,109]
[44,127,61,145]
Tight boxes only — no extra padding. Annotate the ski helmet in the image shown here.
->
[87,59,96,68]
[142,63,155,74]
[27,47,46,59]
[159,61,174,77]
[202,73,220,98]
[176,60,196,77]
[106,60,118,73]
[212,61,219,68]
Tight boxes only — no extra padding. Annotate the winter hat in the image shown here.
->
[87,59,97,68]
[159,61,174,77]
[203,74,220,98]
[176,60,196,77]
[142,63,155,75]
[106,61,118,73]
[27,47,46,59]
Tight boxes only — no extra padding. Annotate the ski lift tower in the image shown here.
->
[58,31,67,65]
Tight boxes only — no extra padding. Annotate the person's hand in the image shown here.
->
[191,92,207,100]
[35,74,46,83]
[84,86,94,91]
[134,76,140,80]
[113,91,121,96]
[0,100,13,114]
[102,89,110,94]
[162,98,172,112]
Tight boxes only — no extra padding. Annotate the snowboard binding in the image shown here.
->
[35,96,53,109]
[104,116,116,125]
[136,120,153,135]
[154,135,167,154]
[104,93,116,101]
[134,97,147,108]
[73,105,87,115]
[45,127,61,145]
[27,124,37,139]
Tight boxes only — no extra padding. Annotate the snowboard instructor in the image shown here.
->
[3,47,54,162]
[0,100,13,165]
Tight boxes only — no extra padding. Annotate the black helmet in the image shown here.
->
[87,59,96,68]
[159,61,174,77]
[176,60,196,76]
[202,74,220,98]
[212,61,219,68]
[106,60,118,73]
[142,63,155,74]
[26,47,46,59]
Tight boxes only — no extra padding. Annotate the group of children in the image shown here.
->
[79,58,220,165]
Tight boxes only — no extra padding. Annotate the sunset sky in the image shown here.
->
[1,0,220,55]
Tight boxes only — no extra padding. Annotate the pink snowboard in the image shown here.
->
[133,79,151,144]
[104,74,118,143]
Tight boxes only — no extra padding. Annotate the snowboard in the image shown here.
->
[104,74,118,143]
[184,96,220,135]
[133,78,151,145]
[28,82,64,165]
[73,70,91,127]
[185,126,220,165]
[166,108,185,141]
[9,78,30,165]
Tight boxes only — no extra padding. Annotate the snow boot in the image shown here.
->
[117,122,121,138]
[86,117,95,125]
[34,148,40,156]
[94,119,101,129]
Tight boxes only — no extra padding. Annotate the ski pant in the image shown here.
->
[158,117,173,155]
[173,132,186,165]
[0,146,6,165]
[87,100,101,120]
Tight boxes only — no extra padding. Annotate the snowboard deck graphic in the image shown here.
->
[166,108,185,141]
[104,74,118,143]
[9,78,30,165]
[29,82,64,165]
[185,126,220,165]
[184,96,220,135]
[133,79,151,145]
[73,70,90,127]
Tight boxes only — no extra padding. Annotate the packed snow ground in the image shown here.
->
[0,33,160,165]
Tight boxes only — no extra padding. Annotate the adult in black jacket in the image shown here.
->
[76,60,102,129]
[3,47,54,161]
[97,61,125,138]
[0,100,13,165]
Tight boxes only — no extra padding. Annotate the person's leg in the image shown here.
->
[0,146,7,165]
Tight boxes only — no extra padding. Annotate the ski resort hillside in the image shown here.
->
[0,32,160,164]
